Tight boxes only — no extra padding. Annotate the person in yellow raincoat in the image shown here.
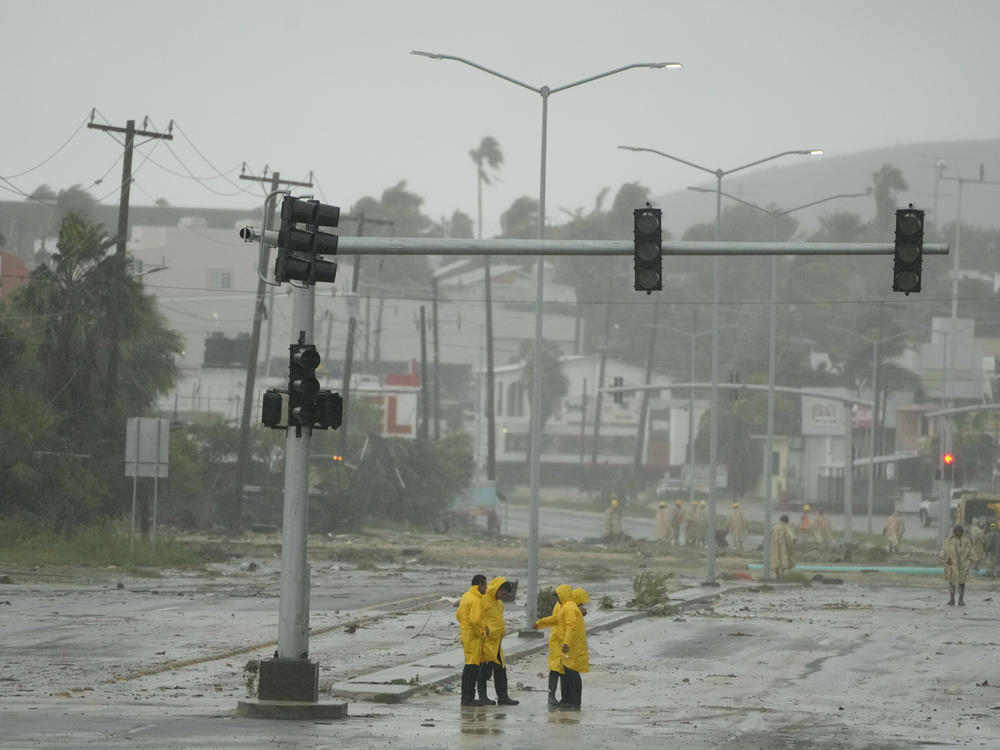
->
[770,514,796,580]
[455,574,487,706]
[478,577,519,705]
[558,587,589,710]
[533,583,571,706]
[940,525,974,606]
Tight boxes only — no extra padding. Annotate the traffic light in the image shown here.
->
[892,206,924,294]
[261,388,283,428]
[275,196,340,285]
[942,452,955,481]
[633,206,662,293]
[315,391,343,430]
[288,343,321,428]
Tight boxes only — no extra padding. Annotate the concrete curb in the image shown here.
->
[331,586,731,703]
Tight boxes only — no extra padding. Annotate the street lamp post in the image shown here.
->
[415,51,681,627]
[619,146,821,584]
[896,317,978,546]
[687,186,867,572]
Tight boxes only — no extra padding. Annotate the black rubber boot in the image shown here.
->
[948,585,956,605]
[461,665,483,706]
[547,671,560,706]
[958,584,966,606]
[558,668,581,710]
[495,665,519,705]
[477,663,496,705]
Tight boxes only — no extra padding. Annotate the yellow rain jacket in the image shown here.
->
[561,587,589,673]
[455,585,485,665]
[481,576,508,667]
[534,584,572,673]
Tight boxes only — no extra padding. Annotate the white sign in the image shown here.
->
[801,392,848,436]
[125,417,169,478]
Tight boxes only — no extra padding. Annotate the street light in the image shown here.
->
[686,186,866,575]
[619,146,821,584]
[829,326,912,535]
[415,51,682,627]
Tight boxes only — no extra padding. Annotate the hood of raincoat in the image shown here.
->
[485,576,508,600]
[555,584,572,604]
[571,587,590,605]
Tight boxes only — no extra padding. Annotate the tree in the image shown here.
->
[352,181,433,289]
[870,164,909,234]
[4,213,183,529]
[499,196,539,239]
[469,136,503,239]
[517,338,569,433]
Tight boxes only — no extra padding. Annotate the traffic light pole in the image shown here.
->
[278,283,316,660]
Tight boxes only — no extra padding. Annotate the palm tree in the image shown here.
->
[871,164,909,234]
[518,338,570,437]
[469,137,503,241]
[470,137,503,482]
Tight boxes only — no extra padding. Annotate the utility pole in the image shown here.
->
[234,169,312,527]
[419,306,430,440]
[633,302,660,472]
[87,114,173,408]
[336,213,392,455]
[432,276,441,441]
[590,277,615,466]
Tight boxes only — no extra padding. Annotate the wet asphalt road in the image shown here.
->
[3,567,999,749]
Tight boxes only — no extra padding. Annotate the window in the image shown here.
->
[507,381,524,417]
[612,376,624,405]
[207,269,233,290]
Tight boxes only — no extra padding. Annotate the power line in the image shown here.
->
[0,111,92,180]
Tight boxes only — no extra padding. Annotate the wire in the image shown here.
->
[1,113,92,179]
[146,118,259,198]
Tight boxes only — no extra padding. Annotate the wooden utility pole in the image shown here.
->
[87,115,173,407]
[233,169,313,526]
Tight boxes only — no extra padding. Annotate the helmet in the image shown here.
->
[732,501,740,508]
[991,522,998,529]
[659,501,667,508]
[675,500,683,506]
[803,504,810,511]
[700,501,706,507]
[691,500,697,505]
[611,499,619,508]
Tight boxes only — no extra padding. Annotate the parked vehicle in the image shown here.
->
[918,487,978,527]
[956,492,1000,528]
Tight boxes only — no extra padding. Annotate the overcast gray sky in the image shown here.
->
[3,0,998,237]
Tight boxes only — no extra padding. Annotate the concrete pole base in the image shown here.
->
[257,658,319,702]
[235,700,348,721]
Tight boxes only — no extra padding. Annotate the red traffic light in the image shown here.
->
[943,453,955,465]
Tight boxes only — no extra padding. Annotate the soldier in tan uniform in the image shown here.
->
[770,514,796,580]
[882,510,905,553]
[940,525,974,606]
[726,501,749,551]
[654,501,671,541]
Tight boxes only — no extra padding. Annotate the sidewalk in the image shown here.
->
[331,585,732,703]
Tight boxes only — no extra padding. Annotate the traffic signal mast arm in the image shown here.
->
[243,229,949,261]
